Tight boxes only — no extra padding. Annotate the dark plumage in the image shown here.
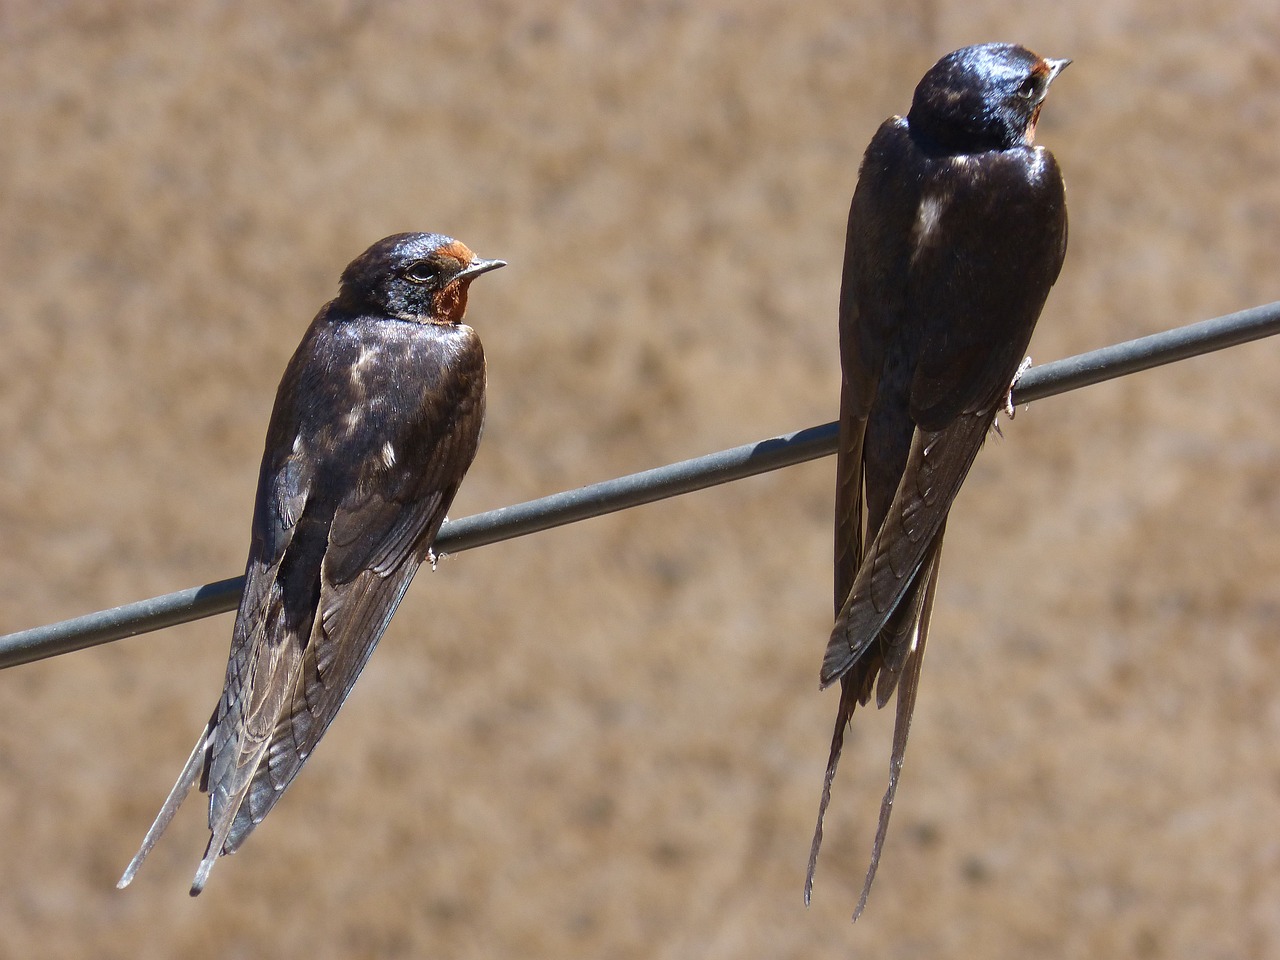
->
[119,233,504,895]
[806,43,1070,918]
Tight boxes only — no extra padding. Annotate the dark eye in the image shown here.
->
[1017,76,1040,100]
[403,260,440,284]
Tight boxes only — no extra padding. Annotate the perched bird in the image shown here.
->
[806,43,1070,917]
[119,233,505,895]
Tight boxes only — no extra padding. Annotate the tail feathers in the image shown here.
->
[190,807,236,896]
[850,559,936,921]
[190,847,220,896]
[805,683,856,905]
[188,731,278,896]
[117,710,276,895]
[117,719,213,890]
[808,542,941,919]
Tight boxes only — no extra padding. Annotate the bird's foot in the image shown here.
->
[427,517,453,570]
[1004,356,1033,419]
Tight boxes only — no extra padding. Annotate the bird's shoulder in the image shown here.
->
[839,117,927,405]
[278,307,483,437]
[918,143,1064,220]
[851,117,927,215]
[855,119,1064,249]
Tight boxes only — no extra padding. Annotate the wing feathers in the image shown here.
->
[823,411,992,686]
[222,541,428,855]
[120,314,486,893]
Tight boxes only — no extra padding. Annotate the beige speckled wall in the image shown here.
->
[2,2,1278,957]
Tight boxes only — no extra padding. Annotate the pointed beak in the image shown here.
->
[1044,57,1072,82]
[454,257,507,283]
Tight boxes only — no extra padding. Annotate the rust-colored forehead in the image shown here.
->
[1029,58,1053,79]
[437,240,474,264]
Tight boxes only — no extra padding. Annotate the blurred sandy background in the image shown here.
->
[2,2,1279,957]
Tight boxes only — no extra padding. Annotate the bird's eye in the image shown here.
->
[403,261,440,285]
[1017,77,1040,100]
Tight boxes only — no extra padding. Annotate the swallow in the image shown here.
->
[805,43,1070,918]
[118,232,505,895]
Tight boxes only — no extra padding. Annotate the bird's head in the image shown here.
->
[907,43,1070,154]
[337,232,506,324]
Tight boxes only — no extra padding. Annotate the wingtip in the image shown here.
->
[820,635,852,688]
[824,608,875,687]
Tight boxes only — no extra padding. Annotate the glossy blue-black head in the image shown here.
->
[336,232,506,323]
[907,43,1070,154]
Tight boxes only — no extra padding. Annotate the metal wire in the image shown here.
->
[4,299,1279,670]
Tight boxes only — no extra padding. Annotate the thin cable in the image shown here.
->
[3,299,1279,669]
